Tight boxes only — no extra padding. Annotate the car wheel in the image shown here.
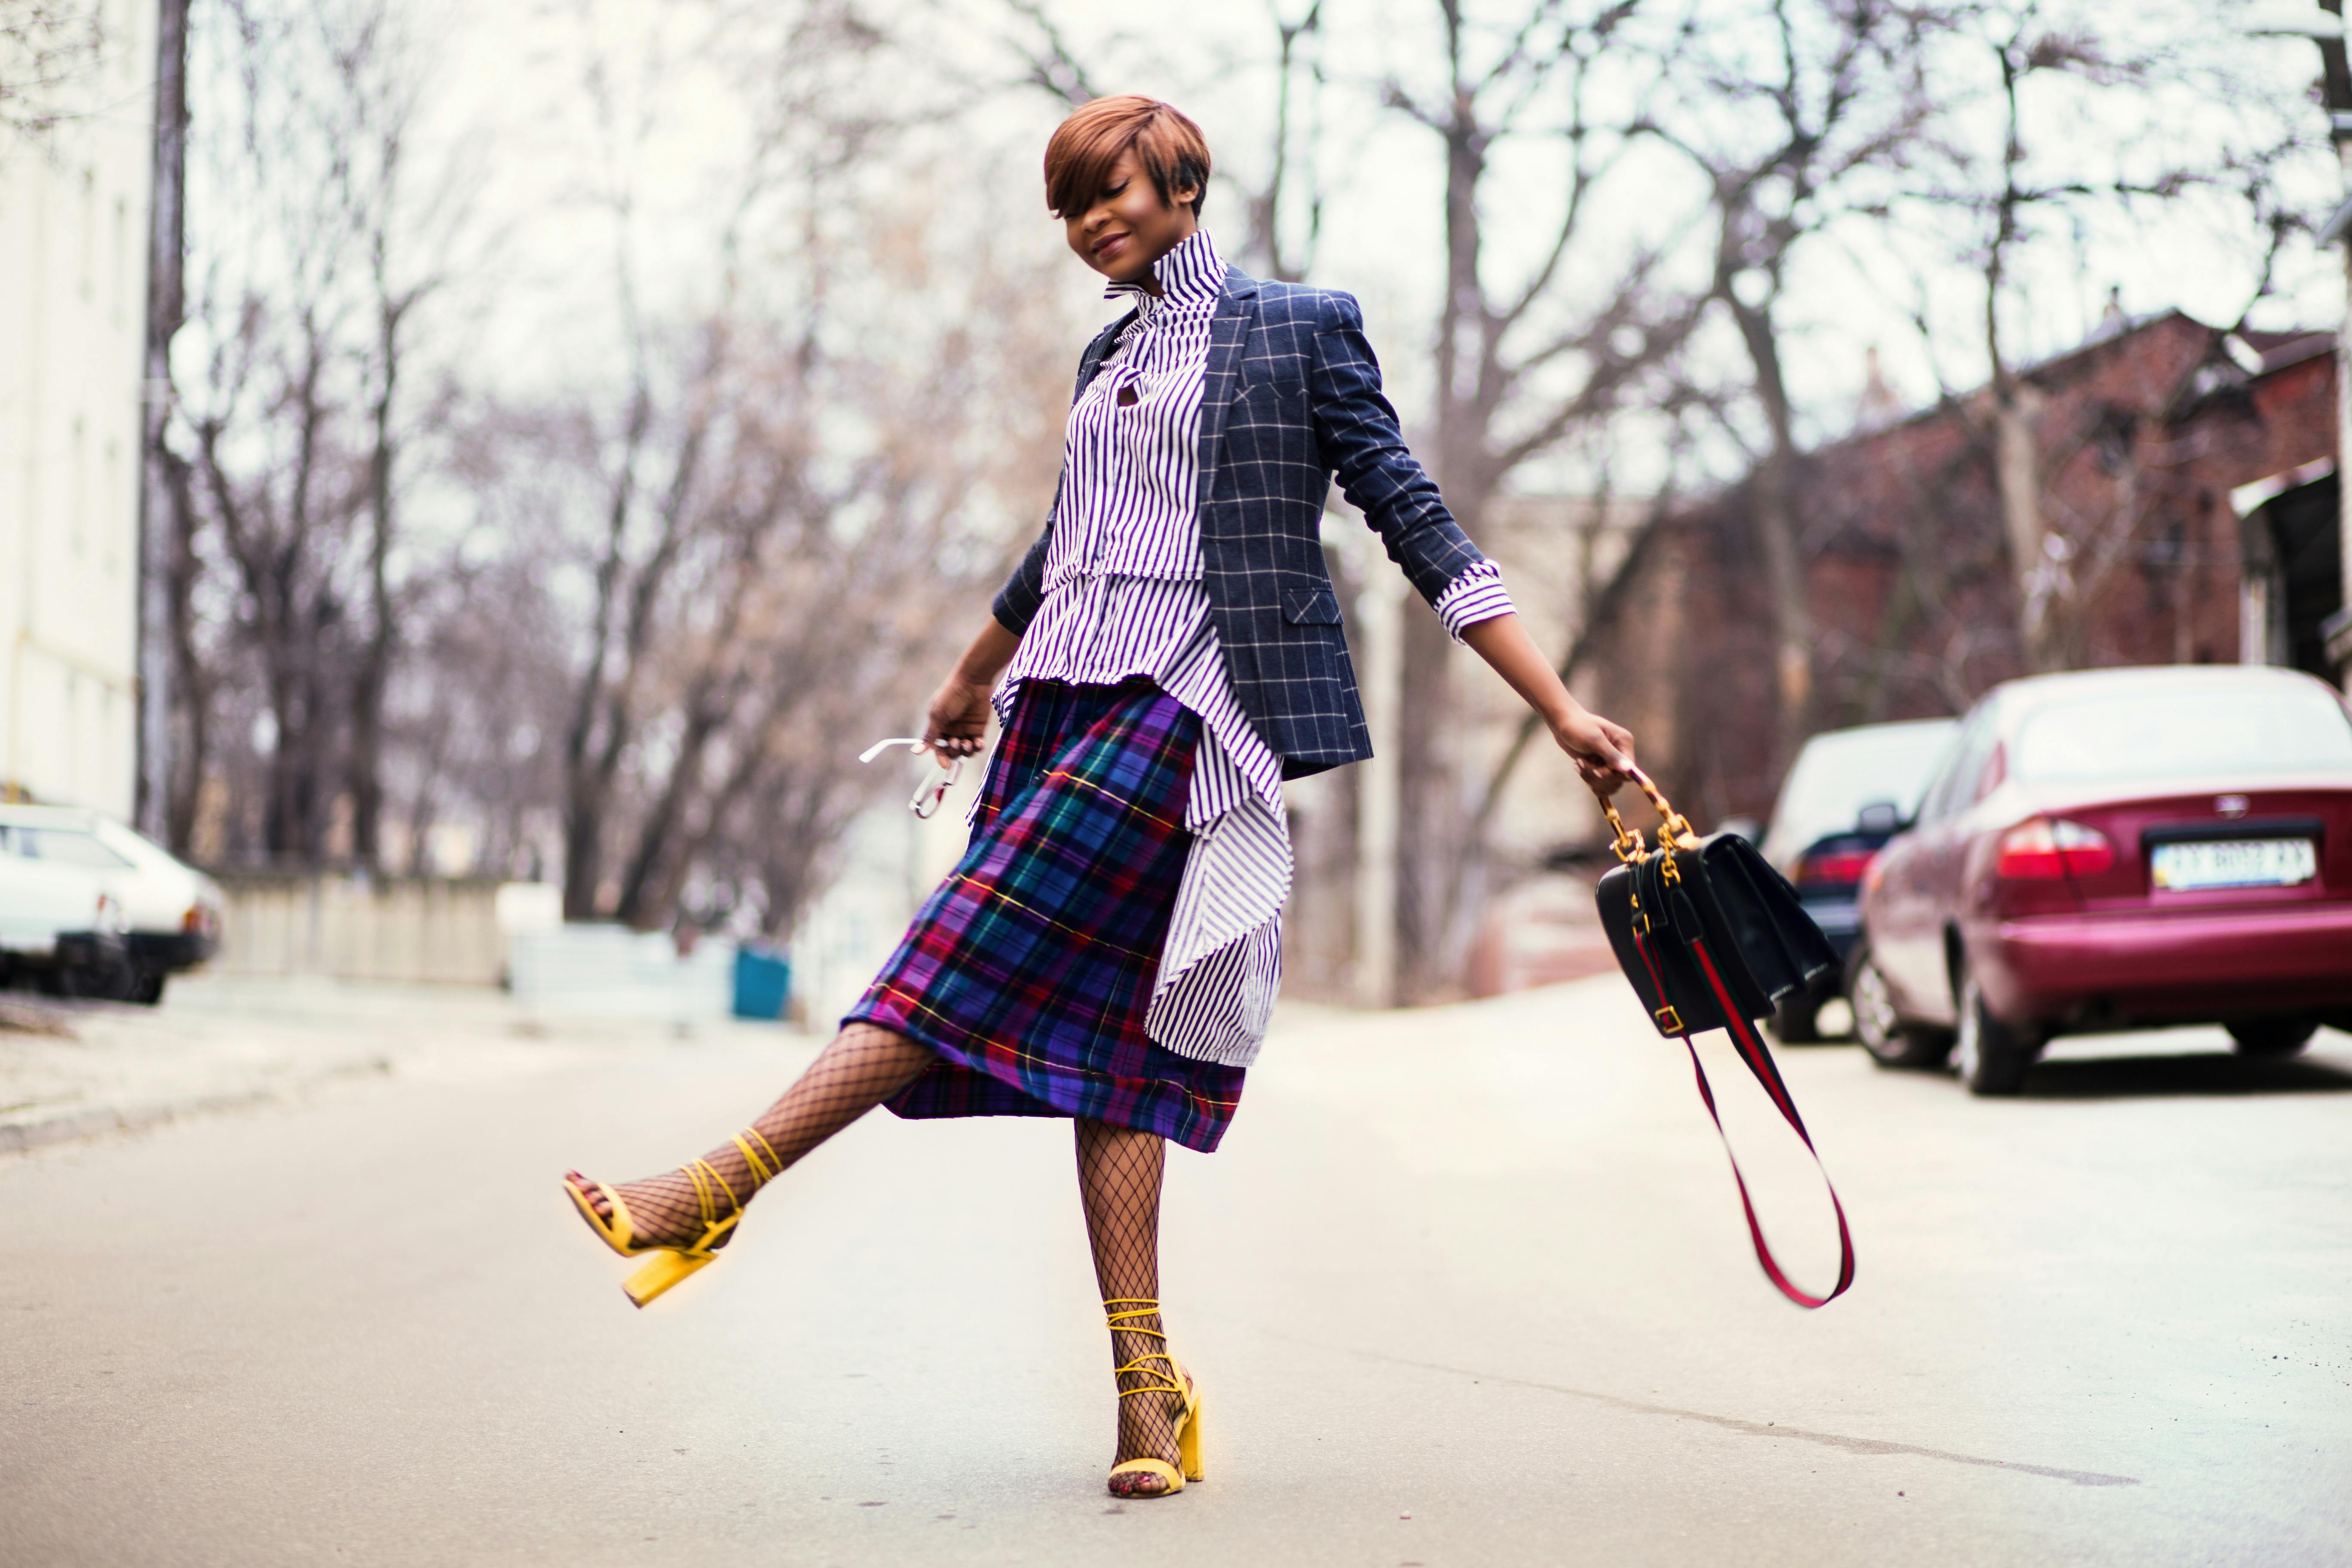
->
[56,963,135,1002]
[1954,968,2038,1096]
[1770,989,1822,1044]
[1848,940,1952,1069]
[2226,1018,2316,1057]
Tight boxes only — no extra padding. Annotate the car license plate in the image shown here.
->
[2150,839,2317,891]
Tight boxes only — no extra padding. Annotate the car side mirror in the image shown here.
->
[1856,800,1902,835]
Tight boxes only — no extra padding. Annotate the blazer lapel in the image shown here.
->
[1073,312,1133,401]
[1195,269,1259,519]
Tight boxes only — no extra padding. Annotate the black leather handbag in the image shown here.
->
[1592,768,1855,1308]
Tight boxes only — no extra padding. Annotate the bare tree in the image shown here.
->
[0,0,107,156]
[168,0,472,867]
[1633,0,1943,760]
[1374,0,1706,993]
[537,0,1073,931]
[1871,4,2327,674]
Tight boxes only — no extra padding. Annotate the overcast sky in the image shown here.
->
[400,0,2343,499]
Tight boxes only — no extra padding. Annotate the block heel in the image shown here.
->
[563,1130,781,1308]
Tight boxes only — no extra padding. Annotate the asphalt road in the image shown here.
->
[2,978,2347,1568]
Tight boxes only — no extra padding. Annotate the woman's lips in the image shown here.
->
[1093,232,1129,262]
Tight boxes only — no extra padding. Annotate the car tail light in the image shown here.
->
[1796,848,1879,886]
[1995,817,2114,880]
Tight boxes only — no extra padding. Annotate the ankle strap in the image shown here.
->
[734,1128,783,1188]
[680,1158,736,1222]
[1102,1297,1181,1398]
[1103,1297,1161,1329]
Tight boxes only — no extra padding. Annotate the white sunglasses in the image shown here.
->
[859,737,966,820]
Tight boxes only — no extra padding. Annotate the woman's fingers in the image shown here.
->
[922,678,994,761]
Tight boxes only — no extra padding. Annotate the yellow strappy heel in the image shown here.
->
[563,1130,782,1308]
[1104,1297,1204,1497]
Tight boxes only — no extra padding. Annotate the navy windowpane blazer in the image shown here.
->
[992,266,1492,780]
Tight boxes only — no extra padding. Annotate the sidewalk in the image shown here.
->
[0,974,802,1155]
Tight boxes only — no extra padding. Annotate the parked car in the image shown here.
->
[0,851,132,997]
[1849,665,2352,1093]
[1756,717,1962,1040]
[0,807,221,1004]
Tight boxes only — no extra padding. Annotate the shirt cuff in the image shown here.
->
[1432,560,1515,642]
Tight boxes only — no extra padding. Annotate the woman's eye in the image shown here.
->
[1104,181,1127,199]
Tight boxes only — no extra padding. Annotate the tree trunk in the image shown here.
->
[1723,286,1812,762]
[350,296,401,870]
[135,0,190,844]
[1989,380,2053,671]
[1393,17,1489,998]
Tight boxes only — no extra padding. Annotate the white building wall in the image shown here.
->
[0,0,156,818]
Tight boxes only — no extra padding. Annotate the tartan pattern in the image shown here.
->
[848,679,1247,1153]
[995,267,1491,779]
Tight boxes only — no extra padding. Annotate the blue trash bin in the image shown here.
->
[732,948,792,1020]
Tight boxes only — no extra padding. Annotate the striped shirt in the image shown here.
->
[999,229,1515,1064]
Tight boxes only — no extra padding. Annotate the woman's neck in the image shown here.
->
[1134,222,1198,297]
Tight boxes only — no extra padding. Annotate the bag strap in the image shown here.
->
[1629,923,1856,1310]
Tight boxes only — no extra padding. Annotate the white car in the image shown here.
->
[0,807,222,1004]
[0,850,132,996]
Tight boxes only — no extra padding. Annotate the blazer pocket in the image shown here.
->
[1281,585,1343,625]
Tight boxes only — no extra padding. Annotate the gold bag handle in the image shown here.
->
[1592,763,1699,866]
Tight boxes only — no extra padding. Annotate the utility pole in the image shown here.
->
[135,0,191,841]
[2279,0,2352,690]
[2320,0,2352,692]
[1352,548,1402,1009]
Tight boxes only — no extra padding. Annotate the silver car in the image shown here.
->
[0,808,222,1004]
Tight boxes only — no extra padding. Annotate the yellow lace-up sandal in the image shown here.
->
[564,1130,782,1308]
[1103,1297,1204,1497]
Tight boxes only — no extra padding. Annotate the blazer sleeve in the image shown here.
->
[991,483,1055,635]
[1307,290,1490,610]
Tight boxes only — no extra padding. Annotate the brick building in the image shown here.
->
[1579,313,2342,827]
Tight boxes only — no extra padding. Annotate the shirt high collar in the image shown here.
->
[1107,229,1225,318]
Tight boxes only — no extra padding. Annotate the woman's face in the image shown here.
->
[1063,147,1198,287]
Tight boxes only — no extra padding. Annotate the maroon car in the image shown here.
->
[1848,665,2352,1094]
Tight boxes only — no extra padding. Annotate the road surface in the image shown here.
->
[2,978,2347,1566]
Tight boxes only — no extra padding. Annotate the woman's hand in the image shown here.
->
[1458,613,1635,794]
[1549,703,1635,795]
[922,618,1023,765]
[923,674,994,763]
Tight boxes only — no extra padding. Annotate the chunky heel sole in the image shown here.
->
[622,1249,713,1307]
[1178,1393,1204,1483]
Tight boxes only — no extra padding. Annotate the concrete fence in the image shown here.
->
[211,873,532,986]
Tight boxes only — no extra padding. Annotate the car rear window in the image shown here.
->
[2012,683,2352,783]
[2,827,136,870]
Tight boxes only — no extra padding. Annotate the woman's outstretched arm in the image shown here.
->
[922,619,1022,763]
[1460,612,1634,792]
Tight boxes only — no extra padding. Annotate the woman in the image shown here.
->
[564,95,1635,1500]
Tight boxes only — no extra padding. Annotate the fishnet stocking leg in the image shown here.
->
[567,1023,934,1249]
[1075,1118,1188,1498]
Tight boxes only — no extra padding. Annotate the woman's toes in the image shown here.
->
[565,1174,612,1220]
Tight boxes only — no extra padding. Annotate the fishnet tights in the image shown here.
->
[568,1023,934,1247]
[1077,1118,1188,1498]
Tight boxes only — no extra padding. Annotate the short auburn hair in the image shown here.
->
[1044,96,1211,220]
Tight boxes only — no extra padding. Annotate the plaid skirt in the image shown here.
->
[844,679,1248,1153]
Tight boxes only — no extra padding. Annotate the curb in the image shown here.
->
[0,1058,393,1155]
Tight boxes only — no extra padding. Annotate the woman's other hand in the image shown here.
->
[1550,703,1635,795]
[924,674,993,763]
[923,619,1023,765]
[1458,612,1634,794]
